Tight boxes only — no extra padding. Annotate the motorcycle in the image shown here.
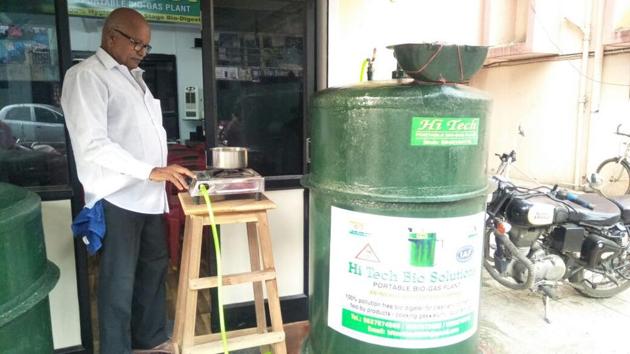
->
[484,151,630,321]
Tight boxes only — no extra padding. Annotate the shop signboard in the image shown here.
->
[67,0,200,24]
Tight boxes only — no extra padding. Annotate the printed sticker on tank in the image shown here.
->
[327,206,484,349]
[410,117,479,146]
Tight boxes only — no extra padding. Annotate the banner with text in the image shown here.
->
[68,0,200,24]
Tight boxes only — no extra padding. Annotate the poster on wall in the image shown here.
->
[67,0,200,24]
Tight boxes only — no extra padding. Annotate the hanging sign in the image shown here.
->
[67,0,201,24]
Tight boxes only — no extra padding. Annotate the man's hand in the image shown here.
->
[149,164,196,191]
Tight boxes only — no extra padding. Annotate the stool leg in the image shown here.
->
[247,221,269,354]
[182,215,205,350]
[173,216,193,346]
[256,212,287,354]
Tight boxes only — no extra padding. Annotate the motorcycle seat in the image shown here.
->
[607,195,630,223]
[567,193,621,226]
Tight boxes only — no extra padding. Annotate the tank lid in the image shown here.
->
[389,43,488,83]
[0,183,40,221]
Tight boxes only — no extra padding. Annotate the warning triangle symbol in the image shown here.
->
[356,243,380,263]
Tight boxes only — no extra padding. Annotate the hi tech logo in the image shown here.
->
[348,221,369,237]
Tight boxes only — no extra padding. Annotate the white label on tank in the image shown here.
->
[327,207,484,349]
[527,204,555,225]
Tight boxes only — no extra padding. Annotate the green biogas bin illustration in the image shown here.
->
[408,230,436,267]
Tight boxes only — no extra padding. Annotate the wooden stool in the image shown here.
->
[172,193,287,354]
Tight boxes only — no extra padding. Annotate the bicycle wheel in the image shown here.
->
[596,158,630,197]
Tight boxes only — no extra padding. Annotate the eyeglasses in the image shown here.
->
[113,28,152,54]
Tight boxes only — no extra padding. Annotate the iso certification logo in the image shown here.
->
[456,245,474,263]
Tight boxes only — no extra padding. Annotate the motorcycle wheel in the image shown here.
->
[571,252,630,298]
[596,158,630,197]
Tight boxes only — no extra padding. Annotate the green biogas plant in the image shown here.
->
[302,43,490,354]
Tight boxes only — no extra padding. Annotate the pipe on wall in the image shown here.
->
[316,0,328,90]
[574,0,593,188]
[592,0,606,113]
[583,0,607,180]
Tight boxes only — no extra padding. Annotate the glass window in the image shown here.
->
[34,106,62,124]
[0,2,70,188]
[214,0,305,177]
[4,106,31,121]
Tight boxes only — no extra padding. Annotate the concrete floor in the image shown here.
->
[179,269,630,354]
[478,271,630,354]
[229,270,630,354]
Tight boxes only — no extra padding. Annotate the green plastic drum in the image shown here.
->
[302,80,491,353]
[409,232,436,267]
[0,183,60,353]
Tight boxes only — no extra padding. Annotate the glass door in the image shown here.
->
[204,0,313,331]
[212,0,306,178]
[0,2,70,190]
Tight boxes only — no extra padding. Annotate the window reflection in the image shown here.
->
[0,2,69,188]
[214,0,305,177]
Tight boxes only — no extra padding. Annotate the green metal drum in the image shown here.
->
[0,183,59,353]
[302,80,491,353]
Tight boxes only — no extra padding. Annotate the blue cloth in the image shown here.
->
[71,200,106,255]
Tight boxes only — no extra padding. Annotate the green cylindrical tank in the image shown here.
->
[0,183,60,353]
[302,80,490,353]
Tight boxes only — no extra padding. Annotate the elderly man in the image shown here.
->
[61,8,194,354]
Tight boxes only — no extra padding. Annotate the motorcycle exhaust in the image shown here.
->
[485,223,536,291]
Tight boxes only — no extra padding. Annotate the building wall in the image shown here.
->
[589,52,630,170]
[471,59,582,185]
[472,53,630,186]
[42,200,82,349]
[328,0,484,87]
[328,0,630,188]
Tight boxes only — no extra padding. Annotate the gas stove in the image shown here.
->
[188,168,265,198]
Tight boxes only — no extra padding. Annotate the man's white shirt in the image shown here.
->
[61,47,168,214]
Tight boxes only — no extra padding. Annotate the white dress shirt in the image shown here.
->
[61,47,168,214]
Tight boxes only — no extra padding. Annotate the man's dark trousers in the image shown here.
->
[99,200,169,354]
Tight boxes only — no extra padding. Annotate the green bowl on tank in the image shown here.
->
[389,43,488,83]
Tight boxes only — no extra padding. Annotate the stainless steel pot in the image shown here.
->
[211,147,248,169]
